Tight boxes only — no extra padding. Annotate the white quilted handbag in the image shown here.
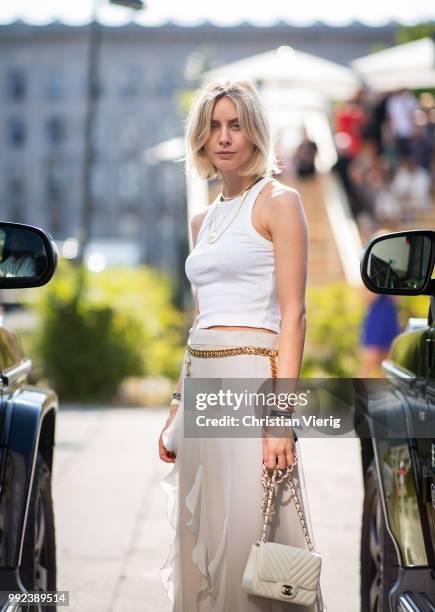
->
[242,456,322,606]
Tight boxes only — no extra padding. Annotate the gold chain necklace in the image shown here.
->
[220,177,259,201]
[208,196,241,238]
[207,178,261,244]
[208,189,250,244]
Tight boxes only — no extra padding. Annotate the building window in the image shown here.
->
[119,205,140,237]
[82,73,104,98]
[156,69,176,96]
[119,65,143,99]
[158,117,179,141]
[45,70,64,101]
[45,161,67,237]
[119,117,140,151]
[118,161,142,202]
[7,118,26,147]
[6,168,26,222]
[47,174,62,202]
[6,69,26,102]
[90,162,105,201]
[46,117,66,145]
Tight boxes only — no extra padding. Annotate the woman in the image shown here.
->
[158,80,326,611]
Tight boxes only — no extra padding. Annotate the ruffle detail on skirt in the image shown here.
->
[159,458,180,607]
[207,517,228,603]
[185,465,229,611]
[185,465,203,536]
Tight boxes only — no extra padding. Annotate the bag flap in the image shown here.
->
[257,542,321,590]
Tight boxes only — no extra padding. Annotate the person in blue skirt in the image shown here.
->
[359,229,401,377]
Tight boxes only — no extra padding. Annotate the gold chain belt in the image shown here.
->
[185,344,278,389]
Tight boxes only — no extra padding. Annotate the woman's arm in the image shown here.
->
[159,212,206,463]
[172,289,199,396]
[268,185,308,383]
[261,183,308,470]
[171,211,206,396]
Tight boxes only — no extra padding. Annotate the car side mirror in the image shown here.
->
[360,230,435,295]
[0,222,58,288]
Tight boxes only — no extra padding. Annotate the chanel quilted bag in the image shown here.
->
[242,455,322,605]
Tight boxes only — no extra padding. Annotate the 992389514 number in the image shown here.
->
[5,590,69,606]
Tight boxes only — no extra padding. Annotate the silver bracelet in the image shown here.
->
[270,408,295,418]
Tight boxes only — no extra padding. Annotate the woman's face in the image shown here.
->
[203,95,254,174]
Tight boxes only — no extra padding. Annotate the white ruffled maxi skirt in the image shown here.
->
[160,328,327,612]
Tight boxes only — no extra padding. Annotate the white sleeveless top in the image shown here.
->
[185,176,281,333]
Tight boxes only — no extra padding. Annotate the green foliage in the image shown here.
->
[31,261,432,398]
[302,284,430,378]
[302,283,365,377]
[176,89,197,116]
[396,294,430,324]
[396,23,435,44]
[34,260,185,402]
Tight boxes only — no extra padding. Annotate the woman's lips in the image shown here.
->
[216,152,236,157]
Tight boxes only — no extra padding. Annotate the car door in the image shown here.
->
[418,323,435,567]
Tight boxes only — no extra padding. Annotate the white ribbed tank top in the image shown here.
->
[185,176,281,333]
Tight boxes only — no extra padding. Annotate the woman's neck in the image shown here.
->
[220,173,256,199]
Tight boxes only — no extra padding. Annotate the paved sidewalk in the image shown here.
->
[53,405,363,612]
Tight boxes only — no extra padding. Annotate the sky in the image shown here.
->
[0,0,434,28]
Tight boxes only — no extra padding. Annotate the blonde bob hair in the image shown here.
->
[185,79,280,180]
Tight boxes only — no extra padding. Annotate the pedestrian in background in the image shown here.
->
[359,228,401,377]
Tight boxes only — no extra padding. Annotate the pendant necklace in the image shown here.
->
[208,195,241,240]
[207,178,260,244]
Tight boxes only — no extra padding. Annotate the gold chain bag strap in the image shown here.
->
[242,456,322,605]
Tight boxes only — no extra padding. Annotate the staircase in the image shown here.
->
[281,173,361,287]
[408,203,435,232]
[283,174,435,287]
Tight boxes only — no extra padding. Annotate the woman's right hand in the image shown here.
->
[158,406,178,463]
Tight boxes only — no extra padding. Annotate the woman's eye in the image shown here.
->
[232,123,240,129]
[210,124,218,130]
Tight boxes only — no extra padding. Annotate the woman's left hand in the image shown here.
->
[262,430,295,471]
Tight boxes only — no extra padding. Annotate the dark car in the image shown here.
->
[359,229,435,611]
[0,223,58,612]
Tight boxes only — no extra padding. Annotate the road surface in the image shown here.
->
[53,404,364,611]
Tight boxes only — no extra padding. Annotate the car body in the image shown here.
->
[359,229,435,611]
[0,223,58,612]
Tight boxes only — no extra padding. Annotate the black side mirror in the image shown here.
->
[0,222,58,288]
[360,230,435,295]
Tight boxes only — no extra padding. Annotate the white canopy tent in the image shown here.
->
[144,137,185,165]
[203,45,361,101]
[351,37,435,91]
[258,85,338,171]
[202,46,361,172]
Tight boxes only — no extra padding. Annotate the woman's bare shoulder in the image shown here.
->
[262,178,302,203]
[190,208,210,244]
[258,178,303,221]
[191,209,208,228]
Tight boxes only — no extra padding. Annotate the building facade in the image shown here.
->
[0,19,396,279]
